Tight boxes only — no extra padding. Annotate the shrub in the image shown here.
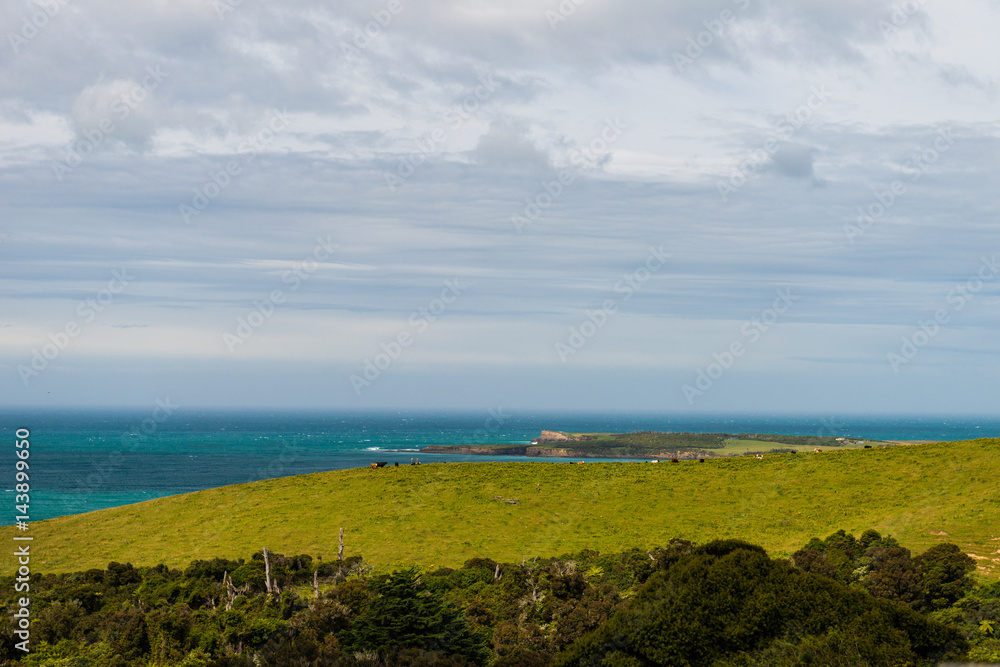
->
[555,540,966,666]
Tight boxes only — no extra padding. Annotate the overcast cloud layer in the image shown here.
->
[1,0,998,414]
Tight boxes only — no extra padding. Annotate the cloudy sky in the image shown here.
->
[1,0,998,413]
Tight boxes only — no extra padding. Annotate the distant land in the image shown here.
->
[421,430,910,460]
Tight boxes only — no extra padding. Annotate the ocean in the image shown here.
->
[3,409,998,525]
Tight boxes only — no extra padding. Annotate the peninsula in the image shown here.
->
[421,430,899,459]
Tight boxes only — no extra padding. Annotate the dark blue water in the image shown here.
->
[2,409,997,524]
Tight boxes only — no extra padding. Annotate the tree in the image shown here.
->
[339,568,490,665]
[555,540,966,667]
[915,543,976,610]
[865,546,924,609]
[791,549,836,579]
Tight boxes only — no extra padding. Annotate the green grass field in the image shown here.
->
[717,439,872,454]
[4,439,1000,578]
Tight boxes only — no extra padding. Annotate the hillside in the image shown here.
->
[4,438,999,577]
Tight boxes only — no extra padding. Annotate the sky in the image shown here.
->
[1,0,998,414]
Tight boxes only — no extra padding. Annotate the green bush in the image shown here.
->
[339,568,491,665]
[555,540,967,666]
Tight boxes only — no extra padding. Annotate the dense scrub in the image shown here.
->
[0,531,995,666]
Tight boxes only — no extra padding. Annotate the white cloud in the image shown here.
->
[2,0,999,411]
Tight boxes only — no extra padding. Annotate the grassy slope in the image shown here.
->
[4,439,1000,578]
[717,439,862,454]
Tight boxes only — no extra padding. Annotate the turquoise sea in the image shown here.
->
[2,410,998,525]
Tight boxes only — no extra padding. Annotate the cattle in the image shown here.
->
[813,448,822,453]
[370,462,388,469]
[670,458,679,463]
[698,458,705,463]
[754,454,764,460]
[864,445,872,449]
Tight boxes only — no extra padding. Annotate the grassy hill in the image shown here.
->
[4,438,1000,578]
